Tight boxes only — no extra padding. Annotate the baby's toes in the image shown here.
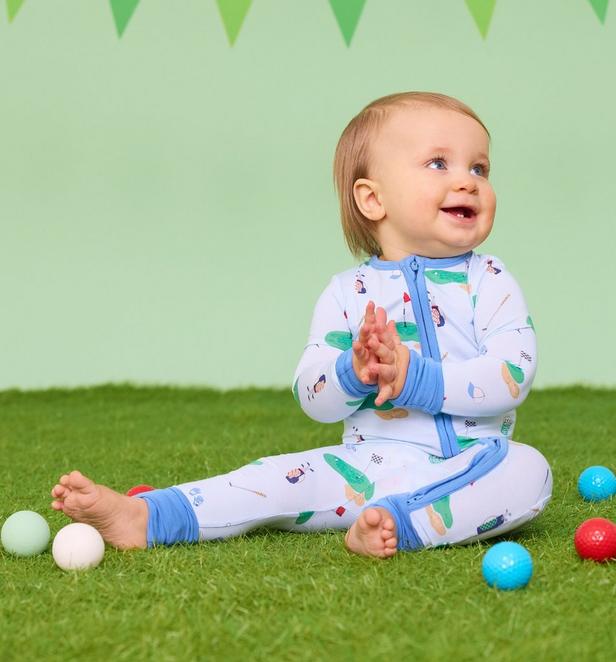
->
[382,515,395,532]
[381,526,395,541]
[362,508,383,529]
[51,484,68,499]
[384,536,397,550]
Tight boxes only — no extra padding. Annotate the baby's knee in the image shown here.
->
[507,441,553,511]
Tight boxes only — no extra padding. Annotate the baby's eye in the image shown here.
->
[428,158,446,170]
[471,163,488,177]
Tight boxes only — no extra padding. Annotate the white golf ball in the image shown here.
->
[52,523,105,571]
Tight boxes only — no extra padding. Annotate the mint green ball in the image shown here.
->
[1,510,51,556]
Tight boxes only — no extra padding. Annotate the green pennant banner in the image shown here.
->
[329,0,367,47]
[3,1,611,41]
[588,0,609,23]
[6,0,25,23]
[216,0,253,46]
[110,0,141,37]
[465,0,497,38]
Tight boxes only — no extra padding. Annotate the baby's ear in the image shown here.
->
[353,178,385,221]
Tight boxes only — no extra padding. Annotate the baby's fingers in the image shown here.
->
[374,362,397,383]
[352,339,369,360]
[374,384,393,407]
[370,337,395,364]
[358,302,376,342]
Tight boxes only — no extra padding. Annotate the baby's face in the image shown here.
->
[357,105,496,259]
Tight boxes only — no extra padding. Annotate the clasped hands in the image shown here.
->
[351,301,410,407]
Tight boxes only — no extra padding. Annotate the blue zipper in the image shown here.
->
[403,257,459,458]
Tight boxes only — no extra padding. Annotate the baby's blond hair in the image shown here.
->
[332,92,490,258]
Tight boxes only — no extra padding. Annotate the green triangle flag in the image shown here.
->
[216,0,253,46]
[329,0,367,47]
[465,0,497,38]
[588,0,609,23]
[110,0,141,37]
[6,0,25,22]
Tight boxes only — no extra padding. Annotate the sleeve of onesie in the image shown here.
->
[292,276,377,423]
[392,259,537,418]
[440,260,537,416]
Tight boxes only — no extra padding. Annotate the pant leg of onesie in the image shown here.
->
[409,441,552,549]
[163,442,410,542]
[138,441,442,545]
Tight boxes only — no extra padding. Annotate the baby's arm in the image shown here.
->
[293,278,379,423]
[439,264,536,416]
[381,260,536,418]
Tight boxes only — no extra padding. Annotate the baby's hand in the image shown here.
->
[368,308,410,407]
[352,301,379,385]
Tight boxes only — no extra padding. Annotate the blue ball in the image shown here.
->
[482,542,533,590]
[578,466,616,502]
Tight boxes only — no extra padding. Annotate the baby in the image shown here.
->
[51,91,552,558]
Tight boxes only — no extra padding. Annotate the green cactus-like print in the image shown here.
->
[325,330,353,351]
[323,453,375,500]
[432,496,453,528]
[357,392,394,411]
[527,315,535,331]
[295,511,315,525]
[457,436,479,450]
[505,361,524,384]
[425,270,467,285]
[395,321,420,341]
[293,378,300,403]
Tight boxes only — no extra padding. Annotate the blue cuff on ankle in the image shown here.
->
[136,486,199,547]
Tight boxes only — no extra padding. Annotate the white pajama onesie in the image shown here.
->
[139,251,552,551]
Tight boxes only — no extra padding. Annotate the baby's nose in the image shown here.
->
[452,171,478,193]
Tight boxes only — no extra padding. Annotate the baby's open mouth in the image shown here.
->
[441,207,476,220]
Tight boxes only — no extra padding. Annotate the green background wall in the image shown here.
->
[1,1,615,390]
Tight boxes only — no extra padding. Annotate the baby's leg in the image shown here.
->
[412,441,552,547]
[51,444,377,550]
[165,444,392,545]
[363,439,552,555]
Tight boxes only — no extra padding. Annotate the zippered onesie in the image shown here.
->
[136,252,552,550]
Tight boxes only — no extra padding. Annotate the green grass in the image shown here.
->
[0,386,614,661]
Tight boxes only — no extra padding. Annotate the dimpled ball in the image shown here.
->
[52,523,105,571]
[574,518,616,563]
[577,466,616,502]
[1,510,51,557]
[482,541,533,590]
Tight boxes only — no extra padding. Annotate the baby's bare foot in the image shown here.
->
[345,507,397,558]
[51,470,148,550]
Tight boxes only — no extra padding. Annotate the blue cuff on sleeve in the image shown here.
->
[136,486,200,547]
[391,350,444,415]
[335,349,377,398]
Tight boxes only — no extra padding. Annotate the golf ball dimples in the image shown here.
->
[52,523,105,570]
[574,518,616,562]
[1,510,51,556]
[577,466,616,501]
[482,542,533,590]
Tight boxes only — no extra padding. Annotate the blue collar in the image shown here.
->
[368,251,472,271]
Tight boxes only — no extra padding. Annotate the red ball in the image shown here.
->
[126,484,156,497]
[574,517,616,562]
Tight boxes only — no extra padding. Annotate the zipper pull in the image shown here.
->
[410,258,419,273]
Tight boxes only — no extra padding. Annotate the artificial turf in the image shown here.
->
[0,385,614,661]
